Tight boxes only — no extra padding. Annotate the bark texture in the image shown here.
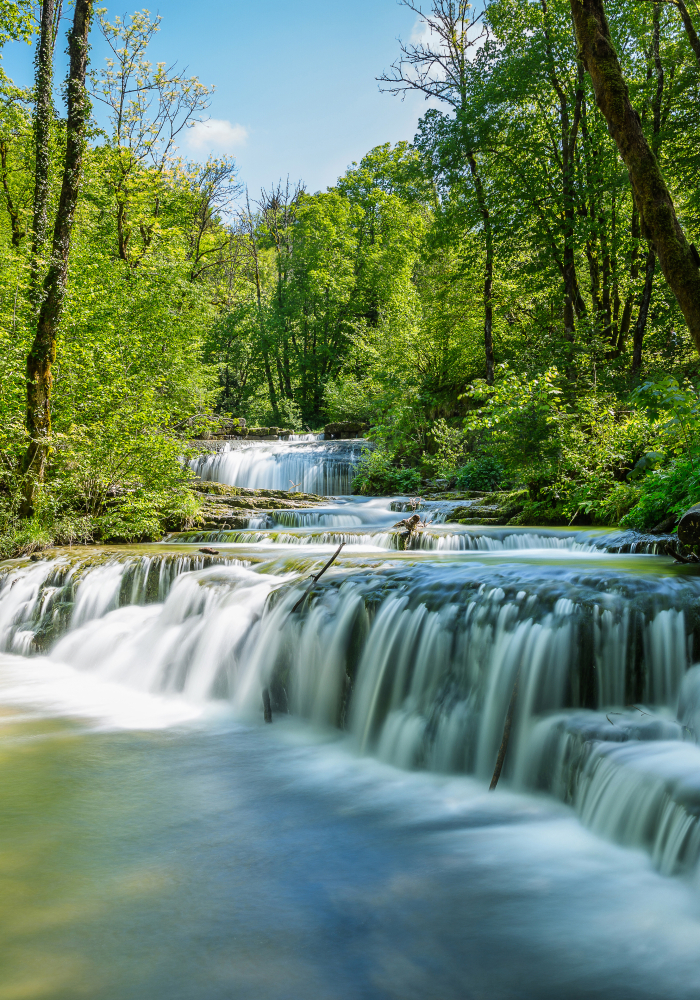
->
[22,0,94,513]
[467,152,495,384]
[570,0,700,354]
[30,0,57,301]
[0,141,25,247]
[673,0,700,69]
[632,248,656,373]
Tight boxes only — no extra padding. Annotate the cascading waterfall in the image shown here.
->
[3,434,700,896]
[190,437,367,494]
[4,544,700,879]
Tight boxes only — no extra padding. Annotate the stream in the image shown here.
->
[3,437,700,999]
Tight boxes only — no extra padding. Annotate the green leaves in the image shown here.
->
[0,0,33,47]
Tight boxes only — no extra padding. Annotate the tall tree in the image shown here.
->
[29,0,61,302]
[22,0,94,513]
[570,0,700,355]
[378,0,496,383]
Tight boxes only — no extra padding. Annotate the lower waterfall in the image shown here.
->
[3,541,700,878]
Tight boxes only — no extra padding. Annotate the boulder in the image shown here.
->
[324,421,369,440]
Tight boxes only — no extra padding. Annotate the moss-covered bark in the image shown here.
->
[22,0,94,513]
[29,0,57,300]
[466,152,495,384]
[570,0,700,354]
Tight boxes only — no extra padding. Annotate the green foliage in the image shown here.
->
[1,0,700,553]
[455,455,509,491]
[352,448,421,496]
[463,365,567,486]
[622,459,700,531]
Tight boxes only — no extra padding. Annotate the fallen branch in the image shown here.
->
[290,542,345,615]
[489,667,521,791]
[262,687,272,723]
[199,546,219,555]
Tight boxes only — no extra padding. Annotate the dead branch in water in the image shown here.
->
[290,542,345,614]
[489,667,521,791]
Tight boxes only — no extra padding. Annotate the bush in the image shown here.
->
[352,448,422,495]
[621,457,700,531]
[455,454,509,491]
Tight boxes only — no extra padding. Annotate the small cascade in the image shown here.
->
[191,438,367,494]
[166,519,674,554]
[0,550,247,654]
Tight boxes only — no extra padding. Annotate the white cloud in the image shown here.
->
[410,16,435,46]
[409,13,486,58]
[187,118,249,152]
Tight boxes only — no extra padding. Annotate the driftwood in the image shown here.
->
[290,542,345,614]
[489,667,521,791]
[199,546,219,555]
[666,543,699,565]
[391,513,424,549]
[392,513,421,531]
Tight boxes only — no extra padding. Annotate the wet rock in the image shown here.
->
[445,489,529,525]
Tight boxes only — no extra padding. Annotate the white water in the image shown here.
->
[3,538,700,877]
[191,437,366,493]
[4,436,700,996]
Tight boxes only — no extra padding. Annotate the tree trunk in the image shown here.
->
[632,247,656,374]
[570,0,700,354]
[21,0,94,514]
[617,200,640,351]
[0,141,25,247]
[467,152,495,384]
[673,0,700,69]
[30,0,57,303]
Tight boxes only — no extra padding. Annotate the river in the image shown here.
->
[2,437,700,999]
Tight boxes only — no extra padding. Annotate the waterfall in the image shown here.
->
[191,438,367,494]
[3,546,700,877]
[3,432,700,886]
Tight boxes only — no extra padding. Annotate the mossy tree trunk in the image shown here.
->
[466,152,495,384]
[29,0,58,303]
[672,0,700,68]
[21,0,94,515]
[570,0,700,355]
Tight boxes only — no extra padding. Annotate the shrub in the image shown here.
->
[352,448,422,495]
[455,454,509,491]
[621,457,700,531]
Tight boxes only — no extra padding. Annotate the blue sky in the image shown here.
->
[2,0,436,196]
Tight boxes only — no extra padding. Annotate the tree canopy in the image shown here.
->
[2,0,700,553]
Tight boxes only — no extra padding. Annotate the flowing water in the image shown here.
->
[190,436,366,494]
[4,441,700,998]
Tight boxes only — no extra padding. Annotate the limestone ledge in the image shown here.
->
[191,482,327,529]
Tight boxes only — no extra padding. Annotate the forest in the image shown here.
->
[2,0,700,556]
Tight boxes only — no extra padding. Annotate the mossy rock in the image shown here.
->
[324,421,368,439]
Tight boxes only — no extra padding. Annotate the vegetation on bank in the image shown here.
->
[1,0,700,557]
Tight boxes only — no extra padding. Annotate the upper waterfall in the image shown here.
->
[190,437,367,494]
